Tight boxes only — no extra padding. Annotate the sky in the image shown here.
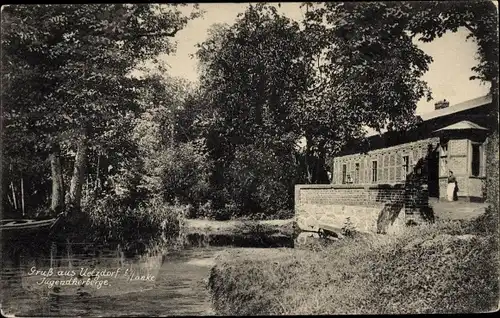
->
[160,2,491,117]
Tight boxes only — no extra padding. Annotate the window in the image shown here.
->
[342,164,347,184]
[440,157,448,176]
[402,155,410,179]
[354,163,360,184]
[371,160,378,183]
[471,143,481,177]
[388,153,396,182]
[382,153,389,182]
[346,174,353,183]
[440,142,448,157]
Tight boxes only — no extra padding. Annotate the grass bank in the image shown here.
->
[208,211,499,314]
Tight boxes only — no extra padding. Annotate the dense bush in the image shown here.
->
[83,195,187,254]
[179,143,298,220]
[222,144,298,219]
[208,219,499,315]
[153,141,213,207]
[466,206,499,236]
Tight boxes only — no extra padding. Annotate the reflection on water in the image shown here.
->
[1,236,223,316]
[186,232,294,248]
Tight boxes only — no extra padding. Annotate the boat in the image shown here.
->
[0,217,60,244]
[0,218,57,231]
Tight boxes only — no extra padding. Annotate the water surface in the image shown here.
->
[1,238,223,317]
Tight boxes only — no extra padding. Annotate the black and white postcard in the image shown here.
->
[1,2,499,316]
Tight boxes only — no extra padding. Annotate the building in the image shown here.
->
[331,95,493,202]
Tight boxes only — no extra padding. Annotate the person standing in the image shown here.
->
[447,170,457,201]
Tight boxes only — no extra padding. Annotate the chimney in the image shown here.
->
[434,99,449,110]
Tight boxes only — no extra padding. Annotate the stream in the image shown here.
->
[1,236,227,317]
[1,217,298,317]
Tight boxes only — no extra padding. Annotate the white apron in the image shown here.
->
[446,182,455,201]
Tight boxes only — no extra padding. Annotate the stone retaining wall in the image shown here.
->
[295,183,430,235]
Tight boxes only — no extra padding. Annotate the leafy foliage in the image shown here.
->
[196,4,308,156]
[302,2,432,145]
[84,195,187,253]
[194,4,308,215]
[1,5,202,249]
[404,1,498,85]
[224,144,298,219]
[2,4,201,141]
[341,217,357,238]
[1,4,202,209]
[155,141,213,207]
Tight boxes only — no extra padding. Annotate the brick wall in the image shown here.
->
[295,183,430,234]
[297,185,404,207]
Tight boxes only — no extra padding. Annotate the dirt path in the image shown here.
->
[431,200,487,221]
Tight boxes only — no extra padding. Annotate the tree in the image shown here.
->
[197,6,309,150]
[301,2,434,182]
[195,4,310,213]
[1,4,202,215]
[132,69,205,201]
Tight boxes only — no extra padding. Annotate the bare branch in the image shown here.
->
[463,22,477,35]
[86,26,181,42]
[135,26,181,38]
[307,78,331,92]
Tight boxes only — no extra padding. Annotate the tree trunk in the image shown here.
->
[10,181,17,211]
[69,134,89,211]
[315,159,330,184]
[95,154,100,191]
[485,79,499,215]
[304,137,330,184]
[20,177,25,216]
[305,137,314,184]
[85,177,89,202]
[7,188,14,209]
[315,142,330,184]
[50,142,65,213]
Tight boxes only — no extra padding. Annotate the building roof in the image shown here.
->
[419,94,492,121]
[433,120,489,133]
[366,94,492,137]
